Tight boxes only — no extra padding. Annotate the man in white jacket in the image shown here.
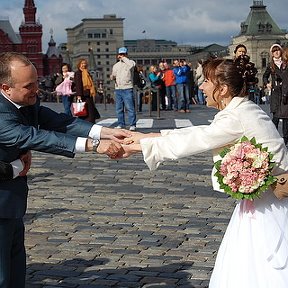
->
[110,47,137,131]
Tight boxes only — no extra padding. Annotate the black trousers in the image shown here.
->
[272,114,288,144]
[0,218,26,288]
[151,91,158,111]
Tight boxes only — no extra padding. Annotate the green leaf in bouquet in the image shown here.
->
[250,137,256,145]
[240,135,249,143]
[219,147,230,158]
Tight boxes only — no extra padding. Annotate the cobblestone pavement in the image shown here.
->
[25,102,270,287]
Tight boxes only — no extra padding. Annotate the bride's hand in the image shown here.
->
[121,143,141,158]
[123,132,161,145]
[123,131,146,144]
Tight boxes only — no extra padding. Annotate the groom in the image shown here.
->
[0,52,130,287]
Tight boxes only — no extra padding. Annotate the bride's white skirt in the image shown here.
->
[209,190,288,288]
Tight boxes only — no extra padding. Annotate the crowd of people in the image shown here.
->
[139,58,201,113]
[39,44,288,136]
[109,47,201,131]
[109,46,205,130]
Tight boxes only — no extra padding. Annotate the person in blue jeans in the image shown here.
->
[115,89,136,129]
[110,47,137,131]
[173,59,190,112]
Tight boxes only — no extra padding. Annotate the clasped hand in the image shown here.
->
[97,127,138,159]
[99,127,159,159]
[99,131,144,159]
[121,132,160,158]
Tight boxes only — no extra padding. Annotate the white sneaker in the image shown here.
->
[115,125,123,129]
[129,126,136,131]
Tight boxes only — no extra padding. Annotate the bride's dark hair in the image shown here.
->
[202,57,257,99]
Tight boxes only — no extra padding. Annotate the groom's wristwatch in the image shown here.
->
[92,139,100,152]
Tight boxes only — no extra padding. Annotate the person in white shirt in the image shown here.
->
[110,47,137,131]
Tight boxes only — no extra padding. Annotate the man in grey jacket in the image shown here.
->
[110,47,137,131]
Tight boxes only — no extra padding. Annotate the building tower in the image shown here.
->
[19,0,44,76]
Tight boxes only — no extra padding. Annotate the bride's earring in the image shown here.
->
[220,99,226,108]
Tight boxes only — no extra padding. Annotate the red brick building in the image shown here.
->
[0,0,62,78]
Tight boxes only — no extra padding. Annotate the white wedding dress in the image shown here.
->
[209,191,288,288]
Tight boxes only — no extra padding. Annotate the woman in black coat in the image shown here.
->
[263,43,288,144]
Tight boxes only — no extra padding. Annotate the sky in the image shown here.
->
[1,0,287,50]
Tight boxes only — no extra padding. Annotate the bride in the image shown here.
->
[121,58,288,288]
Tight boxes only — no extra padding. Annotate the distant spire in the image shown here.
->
[24,0,35,7]
[23,0,36,23]
[46,35,60,58]
[48,35,56,47]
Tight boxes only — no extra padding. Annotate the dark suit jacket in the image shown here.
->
[0,161,13,181]
[0,93,94,218]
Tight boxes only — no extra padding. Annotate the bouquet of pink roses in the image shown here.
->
[214,136,277,200]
